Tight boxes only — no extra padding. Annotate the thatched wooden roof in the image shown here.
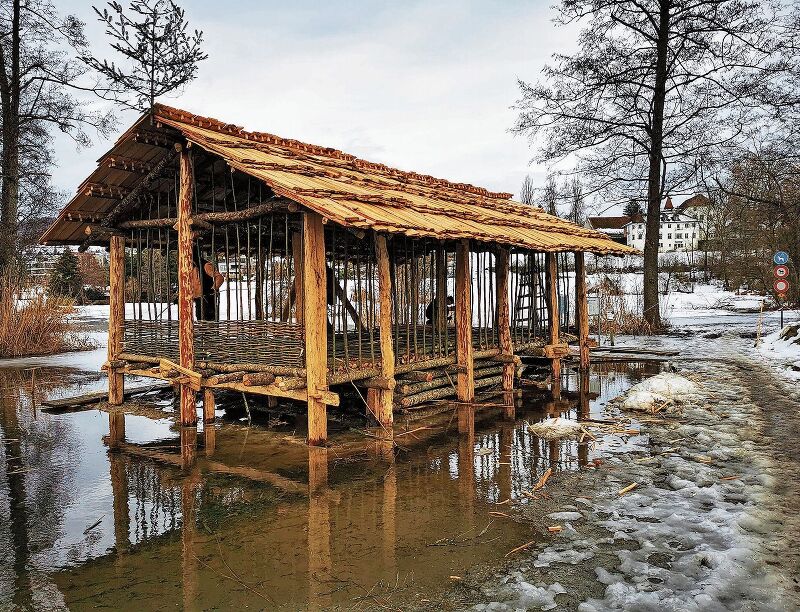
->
[42,104,637,255]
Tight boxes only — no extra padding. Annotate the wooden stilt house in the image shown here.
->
[41,105,637,444]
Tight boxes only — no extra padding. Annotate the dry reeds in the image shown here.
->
[0,279,92,358]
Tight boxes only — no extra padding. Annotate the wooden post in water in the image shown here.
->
[455,239,474,402]
[366,234,395,437]
[202,389,215,424]
[575,252,590,372]
[108,234,125,405]
[177,144,197,426]
[496,246,514,418]
[545,252,561,397]
[303,212,328,445]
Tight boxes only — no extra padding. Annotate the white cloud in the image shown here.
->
[52,0,575,202]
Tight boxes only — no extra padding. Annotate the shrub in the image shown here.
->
[0,280,93,358]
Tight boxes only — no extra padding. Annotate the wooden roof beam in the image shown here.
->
[84,182,132,200]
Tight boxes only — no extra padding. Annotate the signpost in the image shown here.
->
[772,251,790,328]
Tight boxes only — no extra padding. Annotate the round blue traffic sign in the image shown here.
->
[773,251,789,265]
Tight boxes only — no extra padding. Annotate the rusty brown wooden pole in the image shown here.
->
[455,239,474,402]
[545,252,561,396]
[108,234,125,405]
[496,246,514,417]
[303,212,328,445]
[574,251,590,372]
[367,234,395,435]
[177,144,197,426]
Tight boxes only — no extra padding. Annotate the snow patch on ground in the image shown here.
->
[527,417,584,440]
[613,373,699,413]
[757,324,800,381]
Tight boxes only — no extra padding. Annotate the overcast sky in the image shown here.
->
[53,1,585,209]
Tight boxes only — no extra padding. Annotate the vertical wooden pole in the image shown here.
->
[574,252,590,371]
[435,246,447,338]
[496,246,514,417]
[108,235,125,405]
[292,231,304,324]
[545,252,561,396]
[367,234,395,435]
[455,240,474,402]
[303,212,328,445]
[177,145,197,426]
[307,447,331,610]
[202,388,215,423]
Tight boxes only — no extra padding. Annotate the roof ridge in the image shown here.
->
[153,103,513,201]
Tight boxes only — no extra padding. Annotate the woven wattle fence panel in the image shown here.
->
[194,320,305,367]
[123,319,305,368]
[123,320,179,361]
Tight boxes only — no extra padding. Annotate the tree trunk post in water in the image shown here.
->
[177,144,197,427]
[496,246,514,418]
[367,233,395,437]
[303,212,328,445]
[108,235,125,405]
[455,239,474,402]
[574,252,590,372]
[545,252,561,397]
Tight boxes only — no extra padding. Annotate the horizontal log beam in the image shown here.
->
[84,182,132,199]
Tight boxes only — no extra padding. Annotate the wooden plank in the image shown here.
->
[574,252,590,371]
[177,145,197,426]
[41,383,169,411]
[496,246,514,416]
[455,239,474,402]
[108,234,125,405]
[545,252,561,394]
[367,234,395,431]
[303,211,329,444]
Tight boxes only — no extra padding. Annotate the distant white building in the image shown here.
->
[624,197,702,253]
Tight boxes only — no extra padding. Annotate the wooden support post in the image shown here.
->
[108,235,125,405]
[545,252,561,397]
[177,145,197,426]
[203,388,215,423]
[303,212,328,445]
[496,246,514,418]
[366,234,395,435]
[575,252,590,372]
[455,239,474,402]
[292,231,304,324]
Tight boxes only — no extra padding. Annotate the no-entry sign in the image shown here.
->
[774,265,790,279]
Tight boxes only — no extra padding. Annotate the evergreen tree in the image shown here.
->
[623,199,644,218]
[48,249,82,298]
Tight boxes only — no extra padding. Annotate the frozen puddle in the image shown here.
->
[475,371,789,611]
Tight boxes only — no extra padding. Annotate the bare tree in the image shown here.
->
[0,0,115,274]
[519,174,535,206]
[83,0,207,112]
[567,177,585,226]
[513,0,789,328]
[542,174,559,217]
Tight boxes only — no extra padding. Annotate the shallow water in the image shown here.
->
[0,358,661,611]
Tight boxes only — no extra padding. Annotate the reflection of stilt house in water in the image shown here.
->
[41,105,636,444]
